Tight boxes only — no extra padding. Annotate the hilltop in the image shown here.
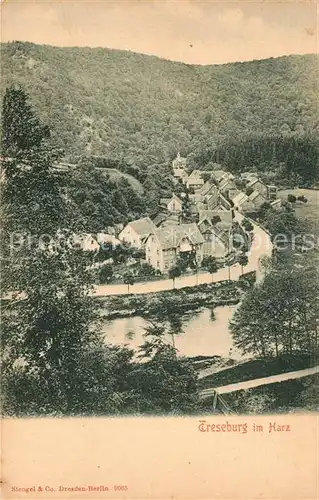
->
[1,41,317,172]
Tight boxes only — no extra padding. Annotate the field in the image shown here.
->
[278,188,319,236]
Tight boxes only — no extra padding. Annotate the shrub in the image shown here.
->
[99,263,113,284]
[139,262,157,277]
[211,215,221,225]
[297,195,308,203]
[287,194,297,203]
[243,219,254,232]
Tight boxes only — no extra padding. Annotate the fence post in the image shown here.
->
[213,391,218,411]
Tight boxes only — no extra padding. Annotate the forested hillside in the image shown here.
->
[66,164,145,230]
[2,42,318,172]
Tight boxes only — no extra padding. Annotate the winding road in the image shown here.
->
[94,213,272,297]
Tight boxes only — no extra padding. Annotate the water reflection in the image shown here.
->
[101,305,244,360]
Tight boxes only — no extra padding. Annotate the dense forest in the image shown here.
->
[193,134,319,186]
[1,41,318,185]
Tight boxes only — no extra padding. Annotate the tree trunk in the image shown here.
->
[288,318,293,354]
[228,267,231,281]
[253,332,262,357]
[274,332,279,357]
[302,310,312,353]
[172,333,176,350]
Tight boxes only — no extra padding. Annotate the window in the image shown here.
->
[157,249,159,255]
[157,261,160,268]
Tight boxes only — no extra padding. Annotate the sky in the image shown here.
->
[1,0,317,65]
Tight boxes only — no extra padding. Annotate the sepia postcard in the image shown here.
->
[1,0,318,498]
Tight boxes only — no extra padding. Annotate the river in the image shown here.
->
[101,305,244,360]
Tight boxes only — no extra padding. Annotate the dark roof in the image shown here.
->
[206,192,220,209]
[210,223,231,248]
[206,192,231,210]
[198,209,233,224]
[160,214,180,227]
[152,212,168,227]
[218,193,232,210]
[198,182,218,196]
[160,198,171,205]
[249,190,266,202]
[219,177,236,191]
[247,177,266,189]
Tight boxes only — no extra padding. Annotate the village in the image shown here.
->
[76,153,280,284]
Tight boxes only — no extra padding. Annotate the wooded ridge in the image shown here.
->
[2,42,317,171]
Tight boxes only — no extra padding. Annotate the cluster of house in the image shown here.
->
[172,152,278,212]
[76,154,279,275]
[117,154,277,274]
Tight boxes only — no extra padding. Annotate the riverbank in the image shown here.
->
[98,278,252,320]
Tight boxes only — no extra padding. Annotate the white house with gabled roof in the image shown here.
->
[119,217,157,249]
[159,194,183,213]
[232,192,255,212]
[186,171,205,190]
[144,223,205,273]
[246,177,268,198]
[248,190,267,210]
